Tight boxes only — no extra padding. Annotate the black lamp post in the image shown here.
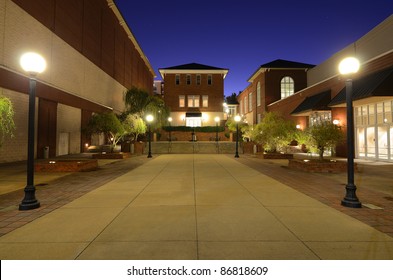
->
[214,116,220,142]
[19,52,46,210]
[168,117,172,142]
[234,115,241,158]
[146,114,153,158]
[339,57,362,208]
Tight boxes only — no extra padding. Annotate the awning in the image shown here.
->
[329,67,393,107]
[185,112,202,118]
[291,90,331,116]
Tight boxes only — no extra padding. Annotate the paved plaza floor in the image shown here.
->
[0,154,393,260]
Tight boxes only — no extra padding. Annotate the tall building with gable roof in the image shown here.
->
[159,63,229,126]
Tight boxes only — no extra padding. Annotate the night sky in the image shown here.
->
[114,0,393,96]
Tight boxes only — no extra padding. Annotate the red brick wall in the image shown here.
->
[163,73,224,112]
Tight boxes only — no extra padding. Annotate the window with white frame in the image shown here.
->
[186,75,191,85]
[175,74,180,85]
[257,82,261,107]
[179,95,185,107]
[244,96,248,113]
[239,100,243,115]
[196,75,201,85]
[207,75,212,85]
[281,76,294,99]
[248,92,253,112]
[188,95,200,107]
[202,95,208,107]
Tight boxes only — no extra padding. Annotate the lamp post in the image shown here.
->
[146,114,153,158]
[338,57,362,208]
[214,116,220,142]
[234,115,241,158]
[168,117,173,142]
[19,52,46,210]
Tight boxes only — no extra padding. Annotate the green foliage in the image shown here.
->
[123,114,147,142]
[85,112,126,150]
[225,93,238,104]
[296,121,345,160]
[162,126,225,133]
[253,112,297,153]
[0,95,15,147]
[123,87,170,129]
[225,117,247,132]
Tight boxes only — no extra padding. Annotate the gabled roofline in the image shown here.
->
[247,59,315,82]
[159,63,229,79]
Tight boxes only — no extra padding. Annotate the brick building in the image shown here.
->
[239,14,393,161]
[159,63,229,126]
[238,59,314,124]
[0,0,155,163]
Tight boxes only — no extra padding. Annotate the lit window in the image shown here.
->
[188,95,200,107]
[257,82,261,107]
[281,76,294,99]
[179,95,185,107]
[248,92,253,112]
[208,75,212,85]
[186,75,191,85]
[175,74,180,85]
[202,95,208,107]
[244,96,248,113]
[196,75,201,85]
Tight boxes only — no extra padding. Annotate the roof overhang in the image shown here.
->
[159,69,228,79]
[291,90,332,116]
[329,67,393,107]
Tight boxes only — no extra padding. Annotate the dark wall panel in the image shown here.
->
[82,0,102,66]
[37,99,57,158]
[101,8,116,76]
[54,0,83,52]
[12,0,55,29]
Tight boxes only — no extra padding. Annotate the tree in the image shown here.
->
[85,112,126,151]
[253,112,297,153]
[123,114,146,142]
[123,87,170,129]
[225,92,238,104]
[296,121,345,160]
[0,95,15,148]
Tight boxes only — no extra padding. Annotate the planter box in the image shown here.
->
[256,153,294,159]
[35,159,98,172]
[288,159,357,173]
[92,152,131,159]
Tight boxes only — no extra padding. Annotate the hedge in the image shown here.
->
[162,126,225,133]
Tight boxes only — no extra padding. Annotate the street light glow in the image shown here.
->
[146,114,154,123]
[20,52,46,74]
[214,116,220,123]
[234,115,241,122]
[338,57,360,75]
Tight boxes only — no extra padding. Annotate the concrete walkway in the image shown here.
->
[0,154,392,260]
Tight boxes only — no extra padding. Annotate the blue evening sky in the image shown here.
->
[114,0,393,96]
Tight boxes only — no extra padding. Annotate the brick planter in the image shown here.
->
[288,159,357,173]
[256,153,294,159]
[92,152,131,159]
[35,159,98,172]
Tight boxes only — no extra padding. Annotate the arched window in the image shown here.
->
[281,76,294,99]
